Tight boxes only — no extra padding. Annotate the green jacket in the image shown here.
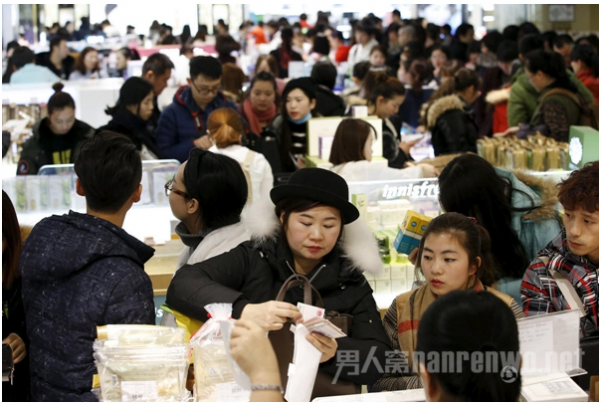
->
[507,67,594,127]
[17,118,95,175]
[530,85,581,141]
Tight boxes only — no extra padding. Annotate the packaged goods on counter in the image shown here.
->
[93,325,190,402]
[190,303,251,402]
[477,133,570,171]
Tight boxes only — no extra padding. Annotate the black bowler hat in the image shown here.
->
[270,168,359,224]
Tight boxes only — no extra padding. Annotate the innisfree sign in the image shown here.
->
[381,180,439,199]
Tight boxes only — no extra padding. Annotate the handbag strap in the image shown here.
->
[275,274,324,308]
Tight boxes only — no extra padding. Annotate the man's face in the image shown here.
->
[188,74,221,107]
[145,69,171,96]
[54,40,70,60]
[553,44,572,66]
[563,207,599,262]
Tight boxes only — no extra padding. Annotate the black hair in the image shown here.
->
[385,22,401,38]
[392,9,401,18]
[189,56,222,80]
[312,35,330,55]
[403,40,425,60]
[74,132,142,213]
[310,61,337,90]
[429,44,450,59]
[455,23,474,40]
[571,44,599,78]
[525,49,569,80]
[352,61,371,81]
[496,40,519,63]
[542,31,558,49]
[426,23,440,42]
[438,154,535,279]
[49,36,66,52]
[518,34,544,57]
[354,19,377,37]
[300,13,308,20]
[502,25,519,42]
[441,24,451,33]
[416,290,521,402]
[553,34,574,49]
[118,47,133,60]
[481,31,503,54]
[141,52,174,77]
[11,46,35,69]
[518,22,540,39]
[6,41,19,53]
[585,34,599,53]
[105,77,154,117]
[47,83,76,115]
[183,148,247,230]
[467,40,481,54]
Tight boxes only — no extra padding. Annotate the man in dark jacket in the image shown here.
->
[141,53,174,136]
[155,56,236,162]
[311,61,345,117]
[20,133,155,402]
[449,23,474,63]
[34,36,75,80]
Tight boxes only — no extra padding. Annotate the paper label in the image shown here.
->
[215,381,251,402]
[120,381,158,401]
[544,379,581,395]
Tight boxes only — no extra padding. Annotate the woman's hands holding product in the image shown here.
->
[493,126,519,138]
[241,301,302,331]
[305,332,338,363]
[3,333,26,363]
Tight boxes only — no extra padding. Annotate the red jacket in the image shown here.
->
[577,69,599,104]
[335,45,351,64]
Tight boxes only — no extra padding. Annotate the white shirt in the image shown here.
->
[209,144,274,204]
[331,160,424,182]
[347,38,379,72]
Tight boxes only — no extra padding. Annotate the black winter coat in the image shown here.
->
[166,203,393,387]
[382,115,411,169]
[97,109,160,158]
[20,211,155,402]
[426,95,478,156]
[314,86,346,117]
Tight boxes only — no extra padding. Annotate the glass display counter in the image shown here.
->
[345,169,571,312]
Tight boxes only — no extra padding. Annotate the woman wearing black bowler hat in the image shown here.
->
[166,168,392,397]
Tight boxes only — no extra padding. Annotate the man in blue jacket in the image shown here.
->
[155,56,236,162]
[20,132,155,402]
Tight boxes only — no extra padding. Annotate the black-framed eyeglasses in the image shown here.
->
[190,79,221,96]
[164,178,190,199]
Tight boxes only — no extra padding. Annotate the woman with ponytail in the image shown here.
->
[417,290,522,401]
[208,108,273,203]
[361,70,414,169]
[524,49,591,141]
[570,44,599,103]
[99,77,159,160]
[17,82,94,175]
[370,213,523,392]
[269,27,303,79]
[423,67,480,156]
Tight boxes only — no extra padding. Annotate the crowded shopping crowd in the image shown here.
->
[2,8,599,403]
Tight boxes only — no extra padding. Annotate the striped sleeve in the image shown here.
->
[368,297,423,392]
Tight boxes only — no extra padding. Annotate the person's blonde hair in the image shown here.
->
[207,108,244,149]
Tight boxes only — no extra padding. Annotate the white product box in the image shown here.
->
[366,206,381,228]
[390,264,407,280]
[375,265,391,281]
[375,280,392,294]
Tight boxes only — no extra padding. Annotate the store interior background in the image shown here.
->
[2,3,599,323]
[3,4,600,48]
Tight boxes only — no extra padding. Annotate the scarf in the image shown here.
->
[397,279,490,372]
[288,112,312,125]
[174,222,211,253]
[243,98,277,136]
